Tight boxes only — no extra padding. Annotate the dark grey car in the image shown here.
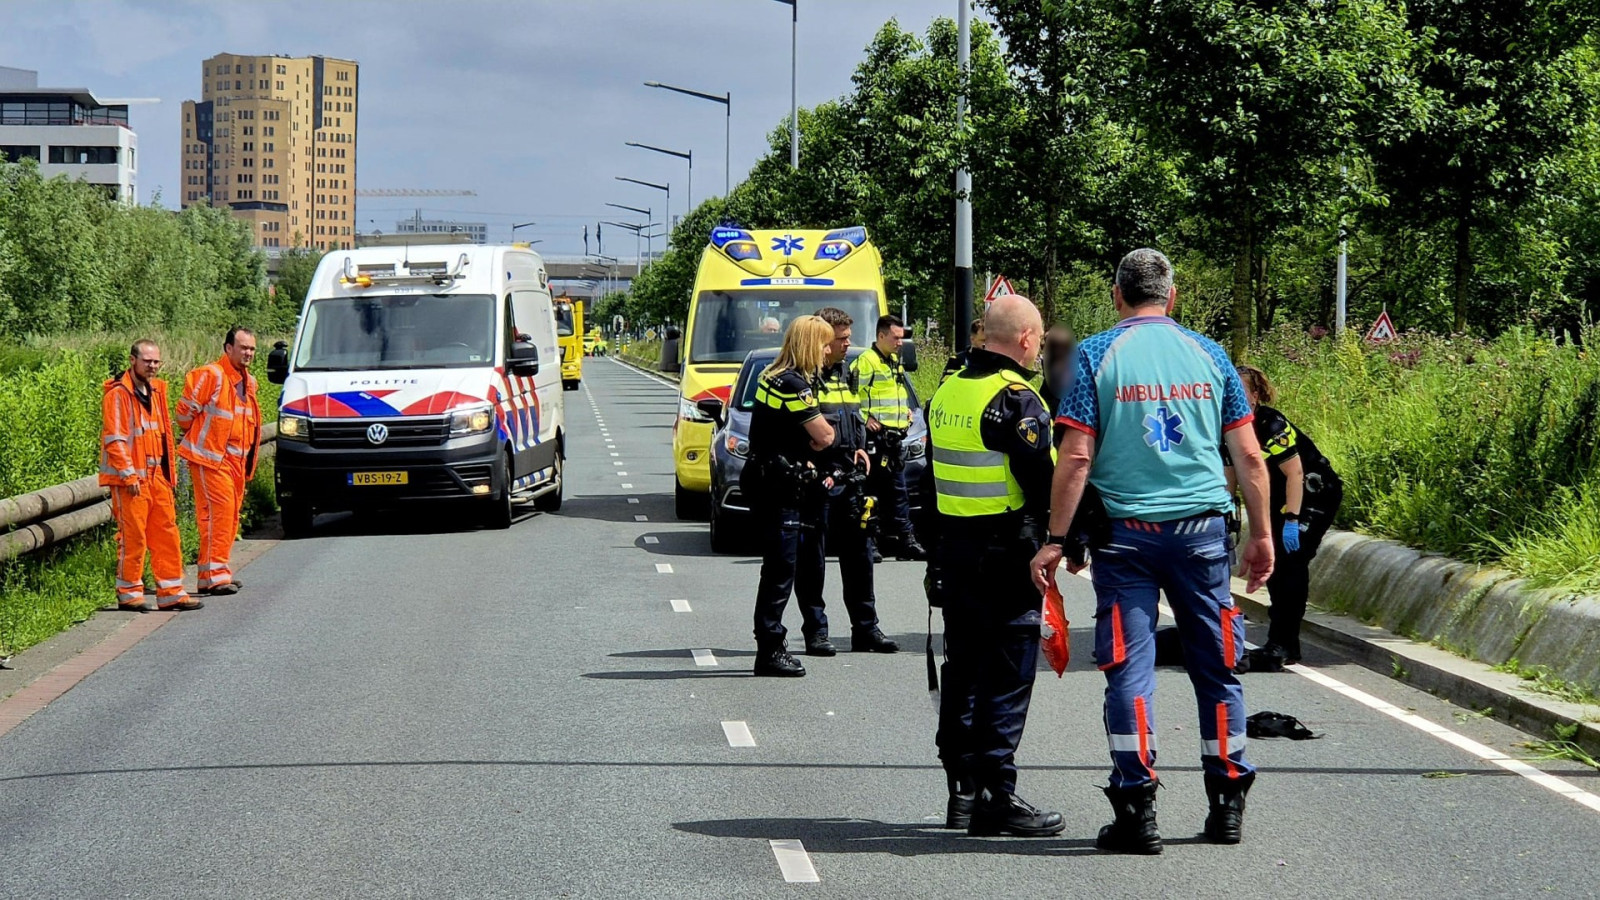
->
[699,346,927,554]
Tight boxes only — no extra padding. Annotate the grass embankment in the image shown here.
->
[0,329,285,655]
[618,338,664,372]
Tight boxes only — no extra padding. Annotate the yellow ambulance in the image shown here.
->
[672,225,888,517]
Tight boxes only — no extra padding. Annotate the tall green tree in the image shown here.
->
[1367,0,1600,334]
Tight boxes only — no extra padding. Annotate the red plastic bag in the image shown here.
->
[1041,582,1070,676]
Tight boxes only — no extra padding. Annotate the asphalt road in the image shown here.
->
[2,356,1599,898]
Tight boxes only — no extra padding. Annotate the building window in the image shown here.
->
[48,146,119,165]
[0,145,41,162]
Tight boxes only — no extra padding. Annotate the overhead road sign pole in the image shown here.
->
[644,81,731,197]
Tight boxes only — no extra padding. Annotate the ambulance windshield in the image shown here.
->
[689,289,878,364]
[294,293,497,370]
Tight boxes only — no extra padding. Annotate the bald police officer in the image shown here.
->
[924,294,1063,837]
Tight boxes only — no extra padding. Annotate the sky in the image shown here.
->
[2,0,970,259]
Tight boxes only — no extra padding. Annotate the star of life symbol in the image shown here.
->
[1143,406,1184,452]
[771,234,805,255]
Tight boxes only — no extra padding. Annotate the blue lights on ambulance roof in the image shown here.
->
[723,242,762,261]
[815,241,853,261]
[821,226,867,246]
[710,228,754,249]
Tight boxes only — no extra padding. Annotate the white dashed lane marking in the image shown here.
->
[621,483,634,489]
[655,563,673,574]
[634,515,648,522]
[721,721,756,747]
[669,598,690,611]
[691,649,718,667]
[768,840,820,883]
[645,536,660,545]
[628,498,640,504]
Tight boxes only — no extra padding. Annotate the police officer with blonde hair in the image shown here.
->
[924,294,1063,837]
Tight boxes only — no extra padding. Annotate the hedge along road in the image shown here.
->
[1,356,1598,899]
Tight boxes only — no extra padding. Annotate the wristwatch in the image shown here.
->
[1282,512,1300,522]
[1046,534,1071,547]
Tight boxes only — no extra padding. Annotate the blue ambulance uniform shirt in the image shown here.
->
[1055,315,1253,521]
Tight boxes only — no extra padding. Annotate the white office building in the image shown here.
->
[394,218,488,244]
[0,66,138,202]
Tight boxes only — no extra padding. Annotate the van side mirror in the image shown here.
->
[696,397,725,426]
[267,341,290,385]
[510,339,540,375]
[899,339,919,373]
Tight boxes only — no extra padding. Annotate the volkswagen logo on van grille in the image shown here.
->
[365,423,390,445]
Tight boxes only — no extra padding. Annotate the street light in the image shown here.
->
[615,176,672,235]
[773,0,798,169]
[607,202,656,264]
[603,220,659,272]
[626,141,693,220]
[644,81,731,197]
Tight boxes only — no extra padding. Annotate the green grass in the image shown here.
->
[1493,657,1600,706]
[0,529,119,656]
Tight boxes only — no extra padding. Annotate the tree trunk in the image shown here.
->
[1043,195,1059,326]
[1230,212,1254,359]
[1254,253,1273,335]
[1452,212,1472,334]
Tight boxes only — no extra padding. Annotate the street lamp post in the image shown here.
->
[603,221,648,272]
[644,81,731,197]
[607,202,654,265]
[615,176,671,241]
[625,142,692,223]
[773,0,798,169]
[953,0,974,352]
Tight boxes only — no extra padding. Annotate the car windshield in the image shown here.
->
[293,293,496,370]
[555,301,576,336]
[689,289,879,364]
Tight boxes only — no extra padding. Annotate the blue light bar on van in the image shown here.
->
[723,241,762,261]
[740,278,835,287]
[821,226,867,245]
[815,241,853,261]
[710,227,754,249]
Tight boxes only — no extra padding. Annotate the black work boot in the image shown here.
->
[944,774,976,830]
[753,646,806,677]
[804,633,837,657]
[896,535,928,560]
[1203,772,1255,844]
[1096,782,1162,854]
[967,789,1066,837]
[851,627,899,653]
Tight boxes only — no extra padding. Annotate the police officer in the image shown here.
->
[746,315,836,677]
[851,314,927,561]
[924,294,1063,837]
[940,318,986,385]
[814,307,898,654]
[1031,248,1275,852]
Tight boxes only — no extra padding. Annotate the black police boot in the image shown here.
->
[1096,782,1162,854]
[851,627,899,653]
[754,646,806,677]
[1203,772,1255,844]
[804,633,837,657]
[945,774,976,830]
[967,789,1065,837]
[868,540,884,564]
[896,535,928,561]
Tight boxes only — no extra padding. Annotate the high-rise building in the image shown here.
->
[180,53,357,250]
[0,66,138,202]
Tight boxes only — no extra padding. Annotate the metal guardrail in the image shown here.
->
[0,424,278,564]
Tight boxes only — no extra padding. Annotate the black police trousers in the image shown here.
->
[1266,479,1344,659]
[935,540,1041,798]
[753,499,827,651]
[819,489,880,632]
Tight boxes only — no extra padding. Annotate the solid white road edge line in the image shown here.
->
[669,598,691,612]
[692,649,718,667]
[768,840,820,883]
[722,720,756,748]
[1070,567,1600,814]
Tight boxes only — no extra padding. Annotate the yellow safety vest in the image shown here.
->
[852,347,911,430]
[928,368,1040,517]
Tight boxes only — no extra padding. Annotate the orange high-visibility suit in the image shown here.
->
[101,372,191,608]
[177,358,261,592]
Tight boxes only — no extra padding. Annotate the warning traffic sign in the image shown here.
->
[1364,310,1398,343]
[983,274,1015,305]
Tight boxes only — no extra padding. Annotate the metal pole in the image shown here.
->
[1336,230,1348,335]
[953,0,974,353]
[687,154,692,219]
[725,97,732,197]
[790,1,799,170]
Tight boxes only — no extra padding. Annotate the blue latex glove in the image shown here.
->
[1282,519,1303,553]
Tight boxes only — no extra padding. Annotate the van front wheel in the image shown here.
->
[486,453,514,529]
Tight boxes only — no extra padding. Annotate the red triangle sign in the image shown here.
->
[983,274,1015,305]
[1364,310,1397,343]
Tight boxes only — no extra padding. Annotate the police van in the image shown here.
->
[266,243,565,535]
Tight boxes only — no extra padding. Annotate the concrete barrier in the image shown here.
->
[1306,529,1596,696]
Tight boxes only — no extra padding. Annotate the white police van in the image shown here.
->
[266,243,564,535]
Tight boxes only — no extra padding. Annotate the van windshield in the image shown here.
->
[293,293,496,370]
[689,289,879,364]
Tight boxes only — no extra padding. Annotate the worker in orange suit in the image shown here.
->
[177,327,261,596]
[101,340,202,612]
